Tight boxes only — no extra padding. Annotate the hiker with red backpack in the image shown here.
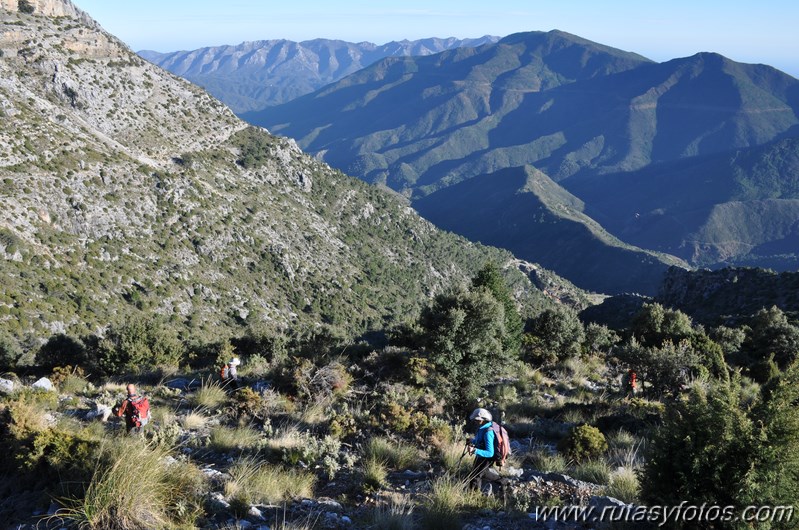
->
[113,383,150,435]
[220,357,241,390]
[466,407,510,497]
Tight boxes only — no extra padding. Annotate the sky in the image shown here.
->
[71,0,799,78]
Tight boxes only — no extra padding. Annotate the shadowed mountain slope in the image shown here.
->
[414,166,686,294]
[566,137,799,268]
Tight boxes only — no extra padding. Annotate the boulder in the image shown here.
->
[0,377,15,394]
[32,377,54,391]
[86,402,112,422]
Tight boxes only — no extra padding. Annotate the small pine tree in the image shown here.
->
[18,0,35,14]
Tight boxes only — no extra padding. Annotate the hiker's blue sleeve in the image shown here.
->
[475,428,495,458]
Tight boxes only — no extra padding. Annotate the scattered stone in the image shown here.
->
[340,515,352,525]
[202,467,223,479]
[85,402,112,422]
[32,377,54,391]
[207,492,230,511]
[317,498,343,510]
[164,378,198,390]
[505,465,524,478]
[0,378,15,394]
[252,381,271,393]
[248,506,264,520]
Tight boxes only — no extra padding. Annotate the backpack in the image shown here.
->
[128,395,150,427]
[220,364,230,380]
[490,421,511,467]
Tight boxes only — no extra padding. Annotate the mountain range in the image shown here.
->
[240,30,799,294]
[0,1,583,349]
[139,36,500,113]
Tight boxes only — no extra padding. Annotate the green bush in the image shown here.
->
[93,316,184,374]
[642,367,799,524]
[18,0,35,14]
[558,425,608,463]
[36,334,87,369]
[0,332,22,370]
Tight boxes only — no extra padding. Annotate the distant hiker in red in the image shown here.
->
[113,383,150,434]
[623,369,637,397]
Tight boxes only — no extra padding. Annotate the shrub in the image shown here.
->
[642,375,753,508]
[18,0,35,14]
[36,334,87,369]
[232,386,264,419]
[0,332,22,370]
[93,317,184,374]
[51,365,89,394]
[558,425,608,463]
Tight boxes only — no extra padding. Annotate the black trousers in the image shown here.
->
[468,457,509,502]
[468,457,493,491]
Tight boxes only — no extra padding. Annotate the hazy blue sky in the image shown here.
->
[71,0,799,78]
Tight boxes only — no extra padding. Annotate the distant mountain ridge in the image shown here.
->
[244,30,655,193]
[139,36,500,112]
[242,30,799,294]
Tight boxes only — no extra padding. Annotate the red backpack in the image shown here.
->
[491,421,511,467]
[220,364,230,380]
[128,395,150,427]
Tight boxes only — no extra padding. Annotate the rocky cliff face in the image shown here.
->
[1,0,91,20]
[0,3,575,344]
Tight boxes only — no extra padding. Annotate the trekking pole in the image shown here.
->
[455,441,470,474]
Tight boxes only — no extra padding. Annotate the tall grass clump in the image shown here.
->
[570,459,611,485]
[225,456,315,505]
[605,467,640,503]
[54,441,203,529]
[420,474,494,530]
[526,445,568,473]
[438,440,470,476]
[190,378,227,410]
[362,456,389,492]
[208,425,262,452]
[370,493,415,530]
[364,437,423,471]
[180,410,207,430]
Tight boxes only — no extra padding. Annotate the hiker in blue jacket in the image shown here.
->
[467,407,497,491]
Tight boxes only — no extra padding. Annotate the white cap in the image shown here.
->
[469,408,492,422]
[229,357,241,366]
